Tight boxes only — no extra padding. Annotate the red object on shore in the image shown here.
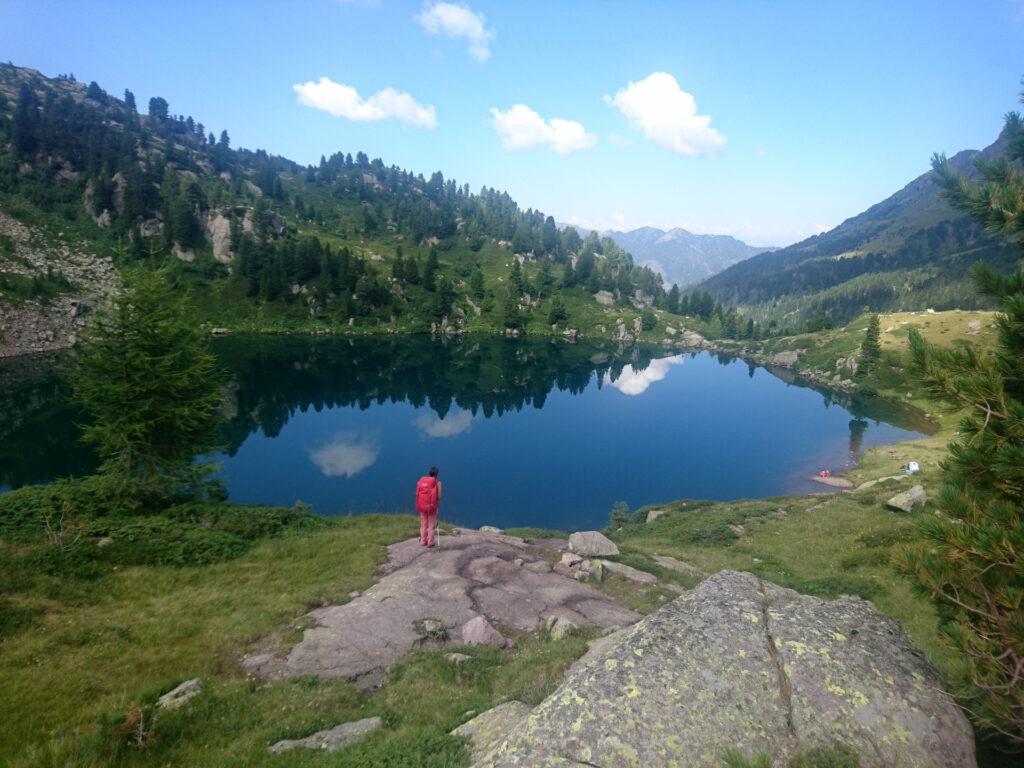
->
[819,469,831,478]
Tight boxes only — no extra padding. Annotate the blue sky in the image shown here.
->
[3,0,1022,246]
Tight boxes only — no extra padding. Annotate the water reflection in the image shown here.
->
[414,409,476,439]
[309,432,382,478]
[605,355,685,396]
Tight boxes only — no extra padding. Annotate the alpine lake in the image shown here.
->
[0,335,931,532]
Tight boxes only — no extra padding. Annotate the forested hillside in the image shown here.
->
[0,64,679,344]
[700,130,1021,328]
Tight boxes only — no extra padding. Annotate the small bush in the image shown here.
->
[839,549,892,570]
[100,518,248,566]
[789,743,860,768]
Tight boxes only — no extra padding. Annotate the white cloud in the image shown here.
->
[293,77,437,129]
[415,2,494,62]
[606,355,685,396]
[414,409,475,439]
[604,72,726,157]
[490,105,597,154]
[607,132,633,148]
[309,432,381,478]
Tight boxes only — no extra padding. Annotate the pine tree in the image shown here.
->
[859,314,882,372]
[73,269,222,509]
[470,266,485,300]
[893,86,1024,743]
[641,307,657,331]
[422,249,439,292]
[547,296,568,326]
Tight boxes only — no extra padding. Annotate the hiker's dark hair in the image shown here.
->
[428,466,439,477]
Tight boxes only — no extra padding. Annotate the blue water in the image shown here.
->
[203,336,925,531]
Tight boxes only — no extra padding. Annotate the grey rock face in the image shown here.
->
[886,484,929,513]
[268,717,382,753]
[243,529,638,690]
[452,702,532,763]
[645,509,665,523]
[568,531,619,557]
[473,571,975,768]
[155,678,204,710]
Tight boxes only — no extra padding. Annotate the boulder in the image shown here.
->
[772,349,801,367]
[452,702,532,763]
[461,615,507,647]
[155,678,204,710]
[568,531,619,557]
[594,290,615,306]
[886,484,929,513]
[268,717,383,753]
[479,525,504,534]
[645,509,665,524]
[560,551,583,568]
[811,475,854,489]
[473,571,975,768]
[600,559,658,585]
[446,652,472,665]
[547,616,578,640]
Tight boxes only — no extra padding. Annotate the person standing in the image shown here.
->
[415,466,442,547]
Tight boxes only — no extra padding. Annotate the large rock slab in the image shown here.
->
[568,531,619,557]
[473,571,975,768]
[244,529,639,689]
[600,559,658,584]
[886,484,929,513]
[651,555,707,583]
[452,702,533,763]
[268,717,382,753]
[155,678,203,710]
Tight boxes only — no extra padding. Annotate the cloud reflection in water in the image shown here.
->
[309,432,381,477]
[414,409,476,439]
[605,355,685,396]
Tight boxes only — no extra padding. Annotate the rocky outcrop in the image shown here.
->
[243,529,639,690]
[155,678,204,710]
[773,349,802,367]
[268,717,382,753]
[205,212,233,264]
[886,485,929,513]
[651,555,707,583]
[473,571,975,768]
[600,559,657,584]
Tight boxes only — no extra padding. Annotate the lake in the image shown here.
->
[0,335,930,531]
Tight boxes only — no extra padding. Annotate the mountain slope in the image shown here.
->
[0,64,683,353]
[604,226,775,287]
[700,131,1021,326]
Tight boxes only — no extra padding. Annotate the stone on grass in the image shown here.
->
[461,615,507,647]
[646,509,665,524]
[548,616,578,640]
[600,559,658,584]
[268,717,383,753]
[155,678,204,710]
[568,531,619,557]
[446,652,472,665]
[480,525,504,534]
[886,484,929,513]
[651,555,707,583]
[452,702,532,763]
[472,571,975,768]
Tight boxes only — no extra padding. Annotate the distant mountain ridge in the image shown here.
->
[559,224,775,287]
[699,129,1021,325]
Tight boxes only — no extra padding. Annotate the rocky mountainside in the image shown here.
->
[700,130,1021,325]
[605,226,775,287]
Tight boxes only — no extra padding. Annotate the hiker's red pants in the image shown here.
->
[420,509,437,546]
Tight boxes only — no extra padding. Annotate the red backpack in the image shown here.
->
[415,476,439,513]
